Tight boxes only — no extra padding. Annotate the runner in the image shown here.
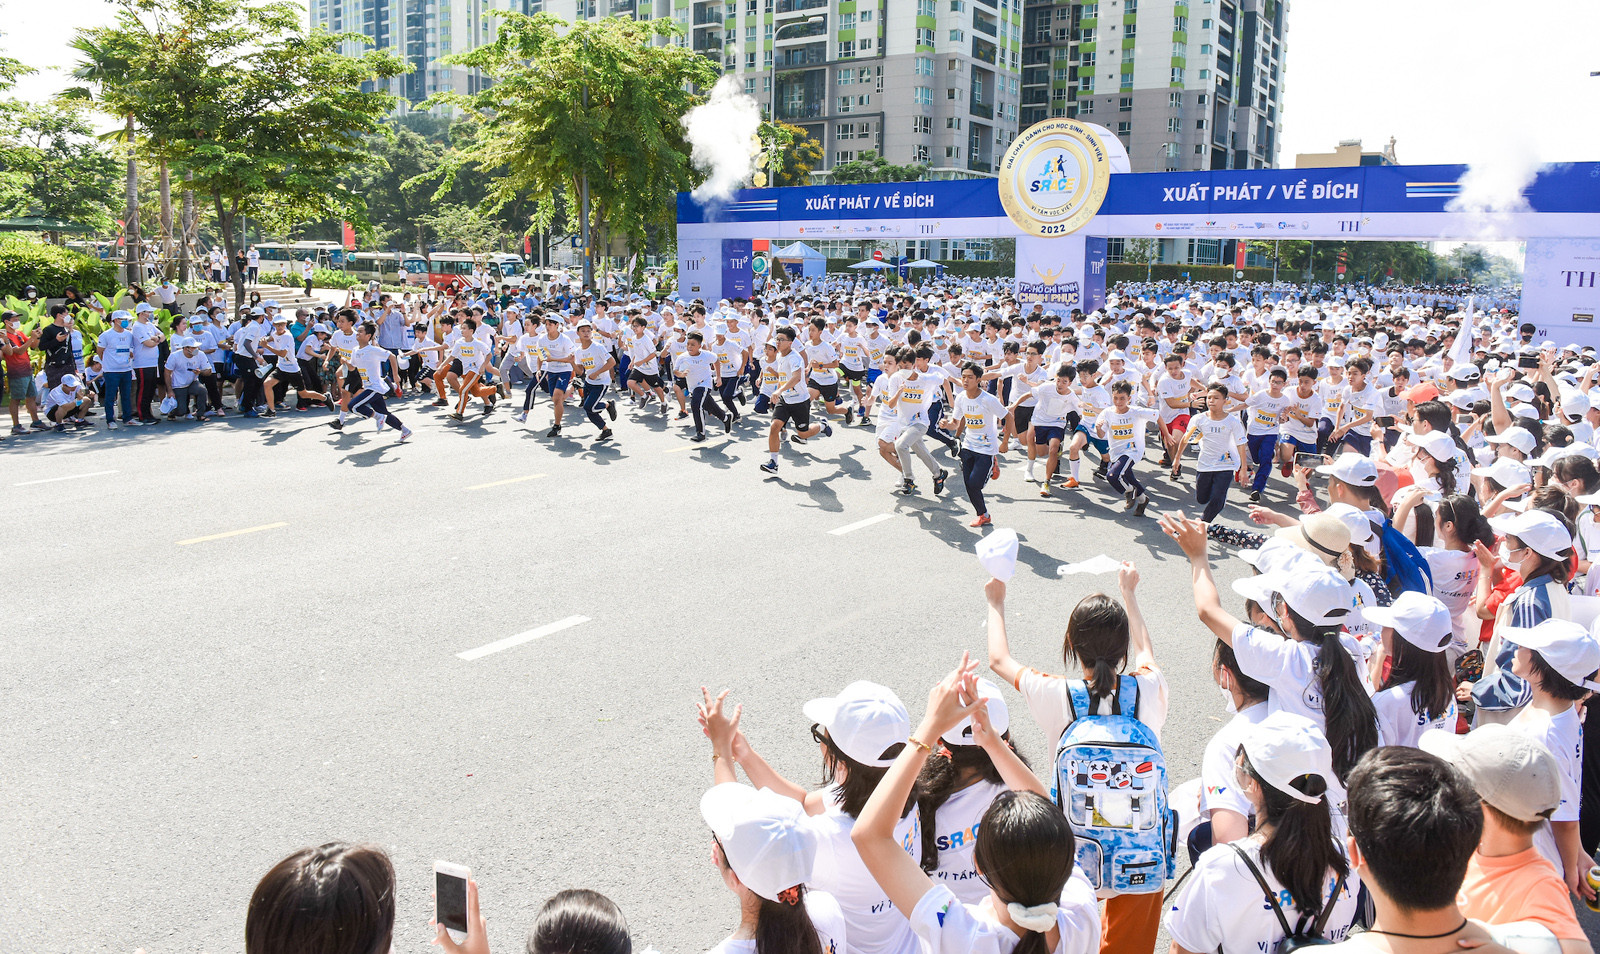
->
[945,361,1008,527]
[333,319,411,442]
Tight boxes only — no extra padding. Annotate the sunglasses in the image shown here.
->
[810,723,828,745]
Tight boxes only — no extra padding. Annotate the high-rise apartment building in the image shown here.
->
[548,0,1027,180]
[308,0,547,106]
[1020,0,1286,173]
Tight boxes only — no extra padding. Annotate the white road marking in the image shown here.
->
[467,473,547,490]
[457,615,591,661]
[15,470,118,486]
[176,522,289,546]
[828,513,896,536]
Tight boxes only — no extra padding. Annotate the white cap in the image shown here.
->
[1108,350,1129,363]
[1447,364,1482,382]
[1501,619,1600,692]
[701,783,817,902]
[803,681,909,767]
[1315,452,1378,486]
[178,336,197,348]
[1485,428,1536,454]
[1490,510,1573,559]
[1409,430,1456,463]
[135,302,154,313]
[110,310,132,322]
[1362,591,1453,652]
[1323,502,1378,556]
[1472,457,1531,490]
[1239,711,1335,806]
[1233,562,1356,627]
[1419,724,1562,823]
[59,373,80,388]
[945,678,1010,746]
[1504,383,1536,403]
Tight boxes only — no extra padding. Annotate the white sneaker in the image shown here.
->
[513,411,527,423]
[108,420,120,430]
[398,427,413,442]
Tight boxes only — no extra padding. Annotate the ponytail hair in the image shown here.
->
[1243,752,1348,917]
[1436,493,1495,549]
[755,887,824,954]
[1286,606,1379,783]
[972,792,1075,954]
[918,735,1029,872]
[1064,593,1132,711]
[1214,639,1270,704]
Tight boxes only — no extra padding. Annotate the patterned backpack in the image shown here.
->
[1051,675,1176,894]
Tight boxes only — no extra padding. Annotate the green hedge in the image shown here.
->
[0,237,119,298]
[310,267,413,294]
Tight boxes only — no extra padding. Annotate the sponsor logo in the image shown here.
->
[997,118,1112,238]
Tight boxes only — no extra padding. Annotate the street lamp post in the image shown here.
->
[766,15,824,180]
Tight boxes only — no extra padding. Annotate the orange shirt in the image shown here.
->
[1458,846,1584,940]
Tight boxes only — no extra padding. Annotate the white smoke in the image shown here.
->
[1445,127,1545,241]
[684,75,764,206]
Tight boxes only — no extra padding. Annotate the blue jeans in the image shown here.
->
[1247,433,1278,493]
[1196,469,1232,522]
[102,370,133,423]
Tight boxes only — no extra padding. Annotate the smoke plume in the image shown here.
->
[684,75,763,207]
[1446,135,1544,240]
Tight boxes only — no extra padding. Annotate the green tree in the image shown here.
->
[759,121,822,187]
[65,30,142,283]
[827,150,928,185]
[429,13,717,290]
[72,0,406,311]
[349,125,448,253]
[1,102,122,240]
[414,202,507,264]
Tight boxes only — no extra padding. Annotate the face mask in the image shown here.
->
[1218,684,1238,714]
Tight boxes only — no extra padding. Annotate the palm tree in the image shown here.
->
[63,35,139,286]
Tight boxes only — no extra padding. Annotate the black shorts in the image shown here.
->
[630,370,662,388]
[674,376,687,392]
[808,378,839,403]
[274,370,306,390]
[346,369,361,391]
[1013,405,1034,433]
[774,400,811,427]
[449,358,464,377]
[841,365,866,383]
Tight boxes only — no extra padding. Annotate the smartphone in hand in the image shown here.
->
[435,861,472,941]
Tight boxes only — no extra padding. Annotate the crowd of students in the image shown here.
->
[17,272,1591,954]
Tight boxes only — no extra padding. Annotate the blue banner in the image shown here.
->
[722,239,753,300]
[1083,237,1108,313]
[677,162,1600,225]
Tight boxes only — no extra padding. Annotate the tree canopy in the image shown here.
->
[427,13,718,273]
[828,150,928,185]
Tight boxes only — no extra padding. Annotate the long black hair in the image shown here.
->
[1063,593,1131,711]
[817,730,917,820]
[1436,493,1495,549]
[1241,751,1348,917]
[972,792,1076,954]
[1380,636,1454,722]
[712,840,822,954]
[1214,639,1270,704]
[917,735,1030,872]
[1284,603,1379,783]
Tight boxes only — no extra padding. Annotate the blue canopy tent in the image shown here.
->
[773,241,827,279]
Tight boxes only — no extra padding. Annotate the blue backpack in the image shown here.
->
[1376,517,1434,596]
[1051,676,1176,895]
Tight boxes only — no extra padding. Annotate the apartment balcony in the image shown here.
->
[774,42,826,67]
[774,16,826,41]
[967,158,993,174]
[973,11,999,36]
[776,0,827,12]
[972,37,998,64]
[969,98,994,119]
[693,34,724,53]
[692,9,723,25]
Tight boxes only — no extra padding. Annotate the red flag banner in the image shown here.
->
[341,221,356,250]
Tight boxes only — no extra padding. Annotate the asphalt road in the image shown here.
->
[2,393,1591,952]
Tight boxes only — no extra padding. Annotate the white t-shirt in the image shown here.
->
[1417,547,1480,653]
[1373,682,1456,749]
[775,350,809,404]
[1198,702,1269,823]
[97,328,136,373]
[1030,385,1079,429]
[891,369,937,425]
[955,390,1008,455]
[804,338,840,385]
[1155,373,1195,423]
[1245,391,1291,437]
[131,321,163,369]
[1016,665,1169,743]
[350,345,391,395]
[702,890,847,954]
[807,789,923,954]
[1185,413,1246,472]
[1281,388,1325,445]
[906,874,1100,954]
[678,349,719,390]
[576,341,612,384]
[1095,405,1160,462]
[1511,705,1583,872]
[928,779,1007,905]
[1165,838,1358,954]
